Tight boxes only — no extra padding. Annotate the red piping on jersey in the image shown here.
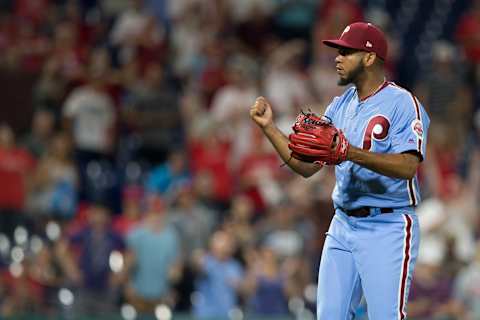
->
[387,82,424,157]
[359,80,389,101]
[399,214,413,320]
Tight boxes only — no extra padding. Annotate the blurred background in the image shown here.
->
[0,0,479,319]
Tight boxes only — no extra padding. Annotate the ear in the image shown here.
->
[363,52,377,67]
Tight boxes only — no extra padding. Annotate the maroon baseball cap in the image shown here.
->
[323,22,388,60]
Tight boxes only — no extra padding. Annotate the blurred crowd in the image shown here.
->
[0,0,479,319]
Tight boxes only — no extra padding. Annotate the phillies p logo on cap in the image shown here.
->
[322,22,388,60]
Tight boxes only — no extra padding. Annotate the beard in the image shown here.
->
[338,62,365,86]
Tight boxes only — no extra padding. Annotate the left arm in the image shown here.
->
[347,147,420,179]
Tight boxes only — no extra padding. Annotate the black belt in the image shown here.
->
[340,206,393,217]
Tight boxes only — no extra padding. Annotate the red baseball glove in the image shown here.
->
[288,111,350,165]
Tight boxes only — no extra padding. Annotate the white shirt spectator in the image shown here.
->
[262,40,314,122]
[167,0,200,20]
[210,85,258,166]
[226,0,276,23]
[264,68,313,118]
[454,257,480,319]
[170,18,205,77]
[417,197,476,264]
[63,86,115,153]
[110,8,150,46]
[264,66,315,136]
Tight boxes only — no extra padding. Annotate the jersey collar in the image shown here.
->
[358,79,389,102]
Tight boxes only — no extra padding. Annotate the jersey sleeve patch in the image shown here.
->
[411,119,424,139]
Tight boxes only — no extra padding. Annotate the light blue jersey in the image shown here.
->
[316,81,429,320]
[325,81,430,210]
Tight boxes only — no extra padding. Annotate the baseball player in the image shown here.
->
[250,22,430,320]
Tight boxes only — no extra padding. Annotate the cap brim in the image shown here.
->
[322,39,359,50]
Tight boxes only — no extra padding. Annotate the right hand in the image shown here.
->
[250,96,273,129]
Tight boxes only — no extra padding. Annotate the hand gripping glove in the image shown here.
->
[288,111,350,165]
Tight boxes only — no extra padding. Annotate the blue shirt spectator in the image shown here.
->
[247,276,289,316]
[126,214,180,299]
[194,254,244,318]
[244,246,290,316]
[69,205,124,291]
[145,150,190,196]
[193,231,244,319]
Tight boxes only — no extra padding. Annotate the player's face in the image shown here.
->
[335,47,366,86]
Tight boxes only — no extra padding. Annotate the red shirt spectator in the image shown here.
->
[199,39,228,108]
[113,186,144,236]
[1,268,44,316]
[8,20,50,73]
[0,124,35,210]
[236,131,282,214]
[316,0,364,40]
[456,0,480,64]
[50,21,89,82]
[189,131,233,203]
[318,0,363,21]
[14,0,49,27]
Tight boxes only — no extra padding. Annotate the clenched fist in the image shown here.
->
[250,96,274,129]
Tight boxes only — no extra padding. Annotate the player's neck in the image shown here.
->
[355,73,386,101]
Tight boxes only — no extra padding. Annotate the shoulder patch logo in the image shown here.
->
[411,120,423,138]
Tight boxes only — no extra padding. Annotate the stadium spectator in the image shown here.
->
[222,194,257,253]
[31,59,67,120]
[0,123,35,237]
[123,194,182,313]
[20,109,56,159]
[242,245,291,316]
[113,185,144,237]
[168,186,216,258]
[121,61,182,164]
[0,260,44,317]
[188,118,234,206]
[209,54,259,167]
[264,39,315,129]
[62,48,117,201]
[58,203,124,316]
[49,20,88,82]
[415,41,472,136]
[192,230,244,319]
[27,132,78,219]
[145,149,190,199]
[454,241,480,320]
[408,258,461,319]
[259,202,305,259]
[455,0,480,64]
